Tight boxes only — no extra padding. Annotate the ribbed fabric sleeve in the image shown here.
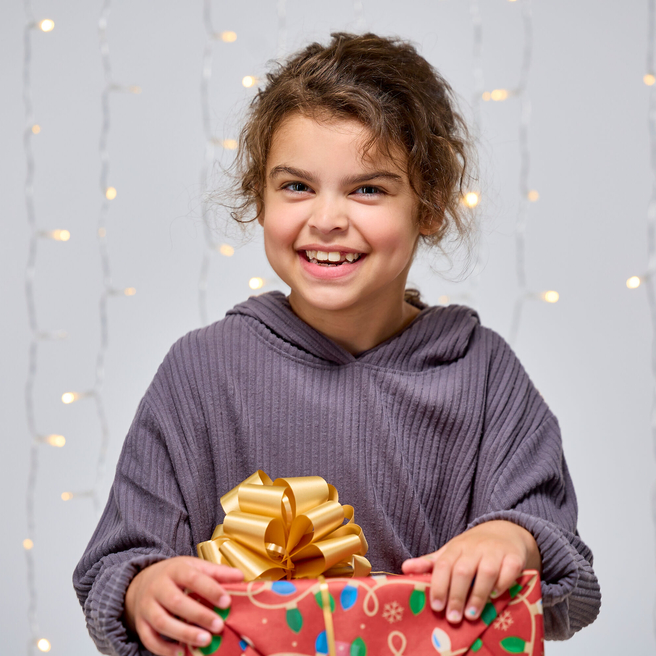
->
[73,292,601,655]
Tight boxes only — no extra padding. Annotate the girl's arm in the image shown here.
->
[405,328,601,639]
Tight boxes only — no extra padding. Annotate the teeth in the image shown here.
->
[304,250,362,264]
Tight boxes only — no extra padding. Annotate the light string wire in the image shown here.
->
[508,0,534,345]
[198,0,218,326]
[22,2,61,653]
[646,0,656,639]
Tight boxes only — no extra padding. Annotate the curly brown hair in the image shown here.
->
[227,32,476,248]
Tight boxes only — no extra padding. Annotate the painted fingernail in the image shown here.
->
[218,594,231,609]
[466,606,478,618]
[177,651,184,656]
[447,610,461,623]
[490,589,500,598]
[211,618,223,633]
[431,599,445,612]
[197,631,212,646]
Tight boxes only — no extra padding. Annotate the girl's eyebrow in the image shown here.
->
[268,165,404,186]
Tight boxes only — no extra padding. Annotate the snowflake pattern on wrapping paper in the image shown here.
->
[382,601,404,624]
[493,609,514,631]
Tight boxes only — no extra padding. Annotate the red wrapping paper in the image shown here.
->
[186,570,543,656]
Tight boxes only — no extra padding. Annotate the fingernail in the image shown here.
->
[466,606,478,618]
[177,651,184,656]
[196,631,212,646]
[218,594,231,609]
[447,609,461,623]
[431,599,445,612]
[211,618,223,633]
[490,589,500,598]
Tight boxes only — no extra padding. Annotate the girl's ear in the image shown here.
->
[418,212,443,236]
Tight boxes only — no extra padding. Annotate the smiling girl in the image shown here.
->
[74,33,601,656]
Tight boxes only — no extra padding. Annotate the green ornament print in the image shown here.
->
[350,636,367,656]
[509,583,522,598]
[480,602,497,626]
[500,636,527,653]
[314,591,336,613]
[409,588,426,615]
[213,606,230,620]
[199,634,222,655]
[286,606,303,634]
[470,638,483,652]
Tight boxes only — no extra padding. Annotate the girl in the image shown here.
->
[74,33,601,656]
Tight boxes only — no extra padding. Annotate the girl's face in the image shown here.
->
[260,114,428,322]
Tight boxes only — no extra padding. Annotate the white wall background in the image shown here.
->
[1,0,654,653]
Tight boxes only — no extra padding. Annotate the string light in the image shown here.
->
[36,638,51,652]
[38,229,70,241]
[218,244,235,256]
[438,295,450,305]
[646,73,656,86]
[219,31,237,42]
[242,75,257,88]
[23,539,34,550]
[60,492,73,501]
[105,186,117,200]
[249,277,265,290]
[627,275,642,289]
[31,124,40,134]
[541,290,559,303]
[644,4,656,641]
[463,191,480,208]
[37,20,54,33]
[42,434,66,447]
[61,391,86,404]
[221,139,238,149]
[527,190,539,202]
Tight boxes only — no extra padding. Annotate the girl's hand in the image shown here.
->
[123,556,244,656]
[401,520,541,625]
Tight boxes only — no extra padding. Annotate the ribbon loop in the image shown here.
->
[197,471,371,581]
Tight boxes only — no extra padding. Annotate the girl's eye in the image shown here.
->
[354,186,382,196]
[283,182,310,193]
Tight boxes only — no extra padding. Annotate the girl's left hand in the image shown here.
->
[401,520,542,624]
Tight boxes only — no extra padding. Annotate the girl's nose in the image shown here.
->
[307,197,348,234]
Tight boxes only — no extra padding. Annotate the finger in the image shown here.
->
[401,556,435,574]
[445,555,480,624]
[493,553,524,597]
[191,559,245,584]
[155,579,226,636]
[173,563,234,610]
[463,556,503,621]
[137,617,185,656]
[144,600,215,649]
[429,553,457,613]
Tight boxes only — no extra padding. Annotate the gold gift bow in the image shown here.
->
[197,470,371,581]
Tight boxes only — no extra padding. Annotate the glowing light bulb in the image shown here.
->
[38,20,55,32]
[37,638,51,652]
[491,89,509,101]
[221,31,237,42]
[105,187,117,200]
[249,277,264,290]
[61,392,79,404]
[645,74,656,86]
[527,190,539,202]
[463,192,479,208]
[32,124,41,134]
[482,92,491,101]
[219,244,235,256]
[627,276,641,289]
[61,492,73,501]
[53,229,70,241]
[242,76,256,88]
[438,295,450,304]
[23,538,34,550]
[123,287,137,296]
[98,227,106,237]
[222,139,238,150]
[128,85,142,94]
[542,290,559,303]
[45,434,66,447]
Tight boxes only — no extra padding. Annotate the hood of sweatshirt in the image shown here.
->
[226,291,480,371]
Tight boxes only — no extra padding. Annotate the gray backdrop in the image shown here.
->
[2,0,654,653]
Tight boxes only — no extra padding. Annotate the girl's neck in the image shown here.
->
[288,292,421,355]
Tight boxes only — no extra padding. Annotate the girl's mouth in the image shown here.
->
[303,250,363,266]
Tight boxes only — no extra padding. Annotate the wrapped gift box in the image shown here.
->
[187,570,543,656]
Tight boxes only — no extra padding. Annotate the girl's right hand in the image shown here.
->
[123,556,244,656]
